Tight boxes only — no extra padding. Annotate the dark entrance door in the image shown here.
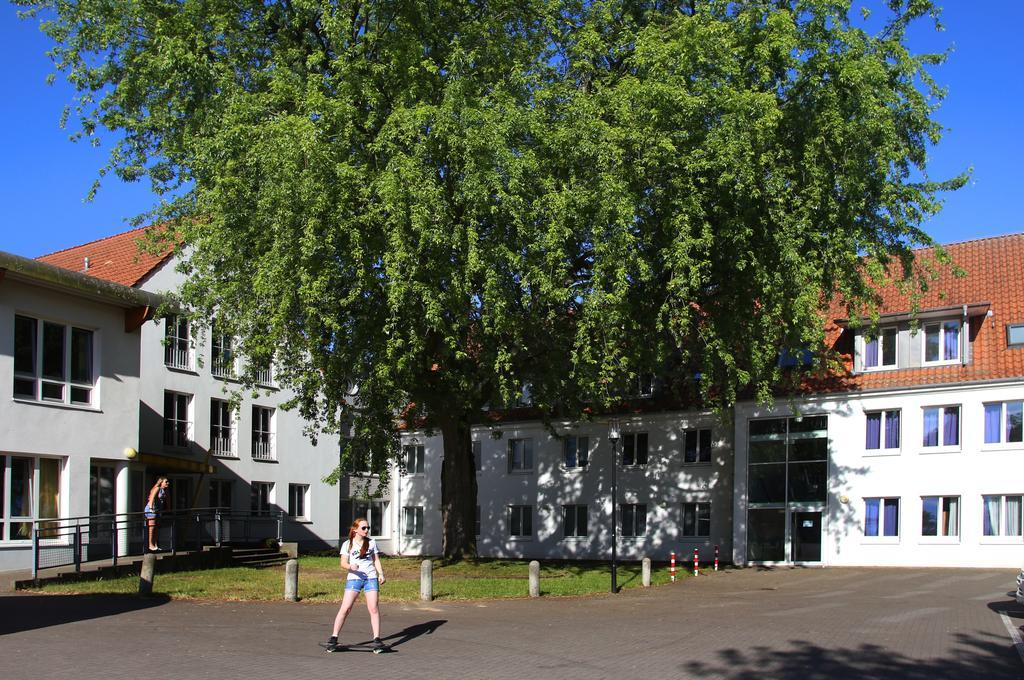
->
[791,511,822,562]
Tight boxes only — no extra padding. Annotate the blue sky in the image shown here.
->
[2,2,1022,258]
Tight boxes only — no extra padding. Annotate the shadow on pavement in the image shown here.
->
[683,632,1023,680]
[381,619,447,649]
[0,593,170,636]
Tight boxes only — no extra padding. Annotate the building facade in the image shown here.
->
[3,230,1018,571]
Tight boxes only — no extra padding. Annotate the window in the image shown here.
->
[620,503,647,537]
[250,482,274,516]
[865,410,900,451]
[163,391,192,447]
[472,440,482,471]
[622,432,648,466]
[681,502,710,537]
[509,505,533,537]
[352,499,387,536]
[921,496,959,537]
[748,416,828,505]
[14,315,94,405]
[923,320,960,364]
[211,334,236,378]
[287,484,309,520]
[983,495,1023,537]
[252,406,275,460]
[403,506,424,536]
[507,438,533,473]
[1,456,62,541]
[864,498,900,537]
[684,428,712,464]
[1008,324,1024,348]
[562,504,588,538]
[984,401,1023,445]
[208,479,232,510]
[164,314,192,370]
[863,327,897,369]
[922,406,959,448]
[210,399,235,456]
[563,436,589,469]
[403,444,425,474]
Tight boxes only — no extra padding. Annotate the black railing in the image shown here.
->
[31,508,286,580]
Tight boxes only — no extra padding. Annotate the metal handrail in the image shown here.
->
[31,507,287,581]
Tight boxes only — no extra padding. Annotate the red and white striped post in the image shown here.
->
[670,551,676,582]
[714,544,720,572]
[693,547,699,576]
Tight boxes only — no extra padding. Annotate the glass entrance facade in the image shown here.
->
[747,415,828,562]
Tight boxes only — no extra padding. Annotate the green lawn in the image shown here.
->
[29,557,685,602]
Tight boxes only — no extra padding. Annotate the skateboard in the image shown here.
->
[319,641,392,654]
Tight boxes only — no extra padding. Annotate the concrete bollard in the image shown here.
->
[529,560,540,597]
[420,559,433,601]
[138,553,156,596]
[642,557,651,587]
[284,558,299,602]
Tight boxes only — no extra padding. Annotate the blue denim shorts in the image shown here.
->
[345,577,379,592]
[143,505,157,520]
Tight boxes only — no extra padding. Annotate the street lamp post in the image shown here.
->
[608,418,620,593]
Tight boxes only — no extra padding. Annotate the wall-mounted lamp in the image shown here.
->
[986,309,995,328]
[839,495,850,504]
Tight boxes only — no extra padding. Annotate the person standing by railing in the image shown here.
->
[144,477,170,551]
[325,518,387,652]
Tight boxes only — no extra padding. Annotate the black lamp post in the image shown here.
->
[608,418,620,593]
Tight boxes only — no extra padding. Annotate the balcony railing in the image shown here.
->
[164,345,192,370]
[211,436,234,457]
[253,365,273,386]
[211,358,235,378]
[252,435,275,461]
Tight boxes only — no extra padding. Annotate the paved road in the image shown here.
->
[1,567,1021,679]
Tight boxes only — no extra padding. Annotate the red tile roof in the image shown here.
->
[36,226,174,287]
[816,232,1024,393]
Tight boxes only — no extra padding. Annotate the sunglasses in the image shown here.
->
[357,526,369,531]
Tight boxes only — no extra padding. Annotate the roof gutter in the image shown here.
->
[0,249,165,310]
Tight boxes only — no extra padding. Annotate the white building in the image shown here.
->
[0,251,161,571]
[17,230,1023,570]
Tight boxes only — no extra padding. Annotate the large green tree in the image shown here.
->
[19,0,963,558]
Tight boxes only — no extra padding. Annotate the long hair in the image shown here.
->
[348,518,370,558]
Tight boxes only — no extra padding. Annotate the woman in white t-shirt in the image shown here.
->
[325,518,387,651]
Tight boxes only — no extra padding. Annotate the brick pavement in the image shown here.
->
[1,566,1021,679]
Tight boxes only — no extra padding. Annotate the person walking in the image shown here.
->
[144,477,170,551]
[326,518,387,652]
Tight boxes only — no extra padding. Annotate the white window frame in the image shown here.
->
[403,506,424,536]
[860,326,898,371]
[1008,323,1024,348]
[921,320,961,365]
[250,481,274,516]
[210,398,236,457]
[507,438,533,473]
[982,401,1023,448]
[864,409,901,455]
[163,391,193,448]
[211,333,237,378]
[562,436,589,470]
[402,444,425,474]
[622,432,649,467]
[683,428,712,464]
[921,495,960,540]
[862,497,900,541]
[921,405,960,451]
[981,494,1023,541]
[13,315,97,407]
[164,314,193,370]
[251,406,276,461]
[0,455,64,543]
[287,484,310,521]
[681,501,711,537]
[619,503,648,538]
[508,504,533,538]
[562,504,588,538]
[352,499,388,537]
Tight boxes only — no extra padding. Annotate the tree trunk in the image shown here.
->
[439,413,478,560]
